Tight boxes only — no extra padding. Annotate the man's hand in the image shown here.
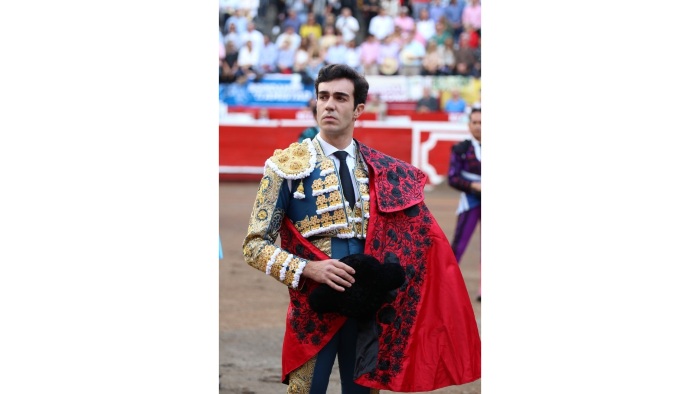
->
[302,259,356,292]
[470,182,481,193]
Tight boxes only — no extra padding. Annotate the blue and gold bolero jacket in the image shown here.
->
[242,137,371,289]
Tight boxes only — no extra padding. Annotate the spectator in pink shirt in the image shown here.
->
[394,6,415,41]
[462,0,481,34]
[377,36,401,75]
[358,34,381,75]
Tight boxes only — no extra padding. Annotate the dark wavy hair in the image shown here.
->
[314,64,369,109]
[469,107,481,121]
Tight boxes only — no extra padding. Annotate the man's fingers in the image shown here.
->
[325,274,351,291]
[331,260,355,277]
[332,266,355,284]
[324,268,354,290]
[328,282,346,292]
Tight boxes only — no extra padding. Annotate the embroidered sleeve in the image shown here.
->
[447,142,474,194]
[242,165,309,288]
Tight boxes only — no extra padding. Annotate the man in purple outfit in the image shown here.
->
[447,108,481,301]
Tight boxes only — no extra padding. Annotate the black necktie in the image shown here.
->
[333,151,355,209]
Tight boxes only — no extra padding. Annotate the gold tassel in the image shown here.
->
[294,182,305,199]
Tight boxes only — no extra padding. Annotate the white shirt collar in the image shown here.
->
[316,135,356,159]
[472,138,481,162]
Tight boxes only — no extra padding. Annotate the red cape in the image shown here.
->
[279,142,481,391]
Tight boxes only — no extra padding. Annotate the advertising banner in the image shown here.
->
[220,74,315,107]
[219,74,480,106]
[366,75,412,102]
[366,75,481,104]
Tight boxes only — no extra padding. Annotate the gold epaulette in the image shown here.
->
[265,139,317,180]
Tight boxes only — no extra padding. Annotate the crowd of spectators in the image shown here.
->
[219,0,481,84]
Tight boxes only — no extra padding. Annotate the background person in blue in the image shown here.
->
[443,88,468,113]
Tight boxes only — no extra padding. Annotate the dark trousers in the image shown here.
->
[309,318,369,393]
[307,237,369,393]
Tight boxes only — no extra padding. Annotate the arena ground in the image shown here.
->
[219,180,481,394]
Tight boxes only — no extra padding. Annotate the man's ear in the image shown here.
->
[354,103,365,119]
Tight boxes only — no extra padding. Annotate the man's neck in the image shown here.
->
[318,132,354,150]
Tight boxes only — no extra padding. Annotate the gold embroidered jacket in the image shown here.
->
[242,138,371,288]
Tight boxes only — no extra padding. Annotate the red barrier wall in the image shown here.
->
[227,105,455,122]
[220,125,413,167]
[220,120,469,185]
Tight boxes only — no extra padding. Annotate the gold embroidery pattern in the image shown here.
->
[315,191,345,215]
[309,237,332,256]
[288,257,307,288]
[357,155,371,238]
[320,158,335,176]
[355,166,369,183]
[269,249,288,279]
[277,254,298,285]
[311,178,325,193]
[287,356,317,394]
[328,190,343,208]
[266,140,316,180]
[359,183,369,196]
[296,208,351,238]
[324,173,339,189]
[243,166,308,289]
[260,245,277,274]
[245,244,267,272]
[279,253,293,281]
[315,194,328,212]
[320,212,333,228]
[285,139,373,240]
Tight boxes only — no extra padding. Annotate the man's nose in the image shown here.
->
[324,99,337,110]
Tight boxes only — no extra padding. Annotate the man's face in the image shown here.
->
[469,111,482,141]
[316,78,364,137]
